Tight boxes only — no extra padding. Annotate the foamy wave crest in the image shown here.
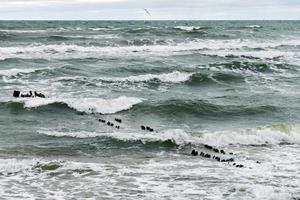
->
[18,96,143,114]
[246,25,263,28]
[1,39,300,60]
[87,27,112,31]
[174,26,203,31]
[38,129,199,146]
[101,71,194,83]
[200,124,300,146]
[0,68,40,76]
[0,159,37,175]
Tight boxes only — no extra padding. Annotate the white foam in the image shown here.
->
[68,34,119,39]
[246,25,263,28]
[37,124,300,147]
[1,39,299,60]
[0,159,35,175]
[200,124,300,146]
[87,27,112,31]
[101,71,194,83]
[0,68,40,76]
[38,129,199,146]
[174,26,203,31]
[17,96,143,114]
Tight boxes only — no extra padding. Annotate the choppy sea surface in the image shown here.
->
[0,21,300,199]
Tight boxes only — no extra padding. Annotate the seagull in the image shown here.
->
[144,8,151,16]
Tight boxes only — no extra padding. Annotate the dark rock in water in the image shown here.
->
[204,154,211,158]
[149,128,154,132]
[220,150,226,154]
[191,149,198,156]
[13,90,20,98]
[229,153,233,155]
[107,122,111,126]
[115,118,122,123]
[226,158,234,162]
[233,163,236,166]
[213,148,219,153]
[204,144,213,150]
[99,119,106,123]
[256,161,261,164]
[110,123,114,127]
[146,126,150,131]
[200,152,204,156]
[141,125,146,130]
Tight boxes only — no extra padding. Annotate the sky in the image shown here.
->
[0,0,300,20]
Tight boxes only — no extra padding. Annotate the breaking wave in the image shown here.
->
[0,68,41,77]
[37,129,196,146]
[37,124,300,147]
[200,124,300,146]
[1,39,299,60]
[99,71,194,83]
[173,26,204,31]
[12,96,143,114]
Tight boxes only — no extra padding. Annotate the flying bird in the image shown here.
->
[144,8,151,16]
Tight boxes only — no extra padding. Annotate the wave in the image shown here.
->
[11,96,143,114]
[0,27,85,33]
[0,29,48,33]
[0,68,41,77]
[245,25,263,29]
[188,72,245,85]
[36,34,119,41]
[87,27,114,31]
[0,39,299,60]
[99,71,194,83]
[200,124,300,146]
[37,124,300,147]
[38,129,198,146]
[129,99,279,117]
[53,70,245,87]
[173,26,204,31]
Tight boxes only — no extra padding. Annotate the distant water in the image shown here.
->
[0,21,300,199]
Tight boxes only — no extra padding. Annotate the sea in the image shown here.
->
[0,20,300,199]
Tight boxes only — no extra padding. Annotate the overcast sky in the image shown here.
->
[0,0,300,20]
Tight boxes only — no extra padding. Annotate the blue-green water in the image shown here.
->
[0,21,300,199]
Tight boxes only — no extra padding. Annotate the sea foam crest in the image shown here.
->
[200,124,300,146]
[101,71,194,83]
[0,68,40,77]
[246,25,263,28]
[37,124,300,146]
[18,96,143,114]
[174,26,203,31]
[1,39,300,60]
[38,129,199,146]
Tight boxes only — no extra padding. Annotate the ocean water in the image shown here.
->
[0,20,300,199]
